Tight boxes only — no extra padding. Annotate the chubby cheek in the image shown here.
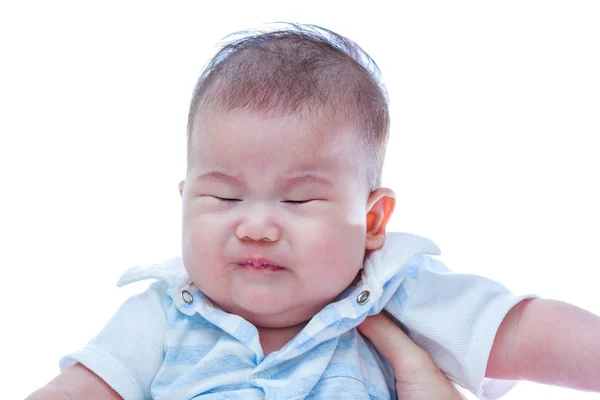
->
[299,214,366,294]
[181,209,226,278]
[182,225,231,303]
[313,202,366,260]
[183,225,211,259]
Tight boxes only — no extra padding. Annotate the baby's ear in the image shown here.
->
[365,188,396,251]
[178,180,185,197]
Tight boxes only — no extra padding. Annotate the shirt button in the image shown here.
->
[356,290,370,305]
[256,371,270,380]
[181,290,193,304]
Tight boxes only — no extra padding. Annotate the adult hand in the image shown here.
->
[358,313,463,400]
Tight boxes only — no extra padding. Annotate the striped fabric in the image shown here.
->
[60,232,530,399]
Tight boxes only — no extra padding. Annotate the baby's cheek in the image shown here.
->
[306,236,362,288]
[308,235,341,261]
[183,221,220,269]
[308,220,365,258]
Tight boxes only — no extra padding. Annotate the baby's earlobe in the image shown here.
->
[178,180,185,196]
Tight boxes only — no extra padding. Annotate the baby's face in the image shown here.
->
[181,108,372,329]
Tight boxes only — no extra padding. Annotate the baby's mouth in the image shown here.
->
[236,260,284,271]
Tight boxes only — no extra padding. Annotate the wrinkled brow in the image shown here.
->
[195,171,334,189]
[283,173,333,188]
[196,171,243,186]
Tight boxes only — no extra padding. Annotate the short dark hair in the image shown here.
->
[187,23,389,190]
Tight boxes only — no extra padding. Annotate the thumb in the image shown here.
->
[358,314,463,400]
[357,313,437,375]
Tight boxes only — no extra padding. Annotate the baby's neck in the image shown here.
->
[257,321,308,356]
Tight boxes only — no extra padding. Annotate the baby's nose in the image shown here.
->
[235,218,281,242]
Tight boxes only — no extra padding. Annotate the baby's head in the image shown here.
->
[179,24,395,329]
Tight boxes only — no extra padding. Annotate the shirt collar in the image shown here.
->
[117,232,441,359]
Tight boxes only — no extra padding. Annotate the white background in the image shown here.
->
[1,1,599,399]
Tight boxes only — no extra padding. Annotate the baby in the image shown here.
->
[29,24,600,399]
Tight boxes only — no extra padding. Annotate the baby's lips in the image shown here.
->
[236,257,284,269]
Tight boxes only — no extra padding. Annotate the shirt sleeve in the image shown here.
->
[385,255,536,400]
[59,281,168,400]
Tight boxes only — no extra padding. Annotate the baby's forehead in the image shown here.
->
[189,108,366,180]
[195,107,360,156]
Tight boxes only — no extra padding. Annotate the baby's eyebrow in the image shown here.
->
[195,171,333,189]
[196,171,243,186]
[281,173,333,188]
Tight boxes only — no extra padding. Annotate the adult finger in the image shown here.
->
[358,313,435,374]
[358,313,463,400]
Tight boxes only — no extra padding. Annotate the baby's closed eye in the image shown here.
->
[281,199,312,206]
[212,196,242,203]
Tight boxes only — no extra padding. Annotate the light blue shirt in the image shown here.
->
[61,233,531,399]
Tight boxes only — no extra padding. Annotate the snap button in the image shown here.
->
[256,371,270,380]
[356,290,370,305]
[182,290,193,304]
